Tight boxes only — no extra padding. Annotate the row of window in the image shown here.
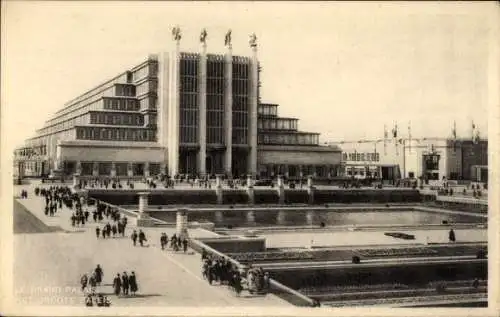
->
[43,98,104,134]
[258,104,278,117]
[59,76,128,118]
[342,152,381,162]
[37,115,89,137]
[89,112,144,126]
[258,133,319,145]
[115,84,136,97]
[76,127,156,142]
[259,118,298,131]
[260,164,334,178]
[139,95,157,110]
[103,98,139,111]
[136,80,158,97]
[15,145,47,157]
[133,62,158,82]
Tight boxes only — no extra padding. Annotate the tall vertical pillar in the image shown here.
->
[277,175,285,204]
[248,34,259,176]
[168,27,181,177]
[224,34,233,177]
[110,162,116,177]
[137,192,154,227]
[144,162,150,178]
[176,208,189,239]
[215,174,224,204]
[92,162,99,177]
[198,31,208,177]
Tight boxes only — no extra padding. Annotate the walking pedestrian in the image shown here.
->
[131,230,138,246]
[121,272,129,296]
[94,264,103,286]
[96,227,100,239]
[113,273,122,296]
[129,271,138,296]
[138,230,147,247]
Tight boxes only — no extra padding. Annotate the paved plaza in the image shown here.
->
[12,184,290,308]
[11,182,488,309]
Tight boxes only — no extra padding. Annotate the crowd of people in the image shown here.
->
[160,233,189,252]
[80,264,139,307]
[34,185,79,217]
[93,204,129,239]
[112,271,139,296]
[200,249,270,296]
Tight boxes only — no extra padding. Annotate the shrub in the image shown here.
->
[352,256,361,264]
[477,190,482,197]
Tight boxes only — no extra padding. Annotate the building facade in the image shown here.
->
[14,32,341,179]
[330,138,488,182]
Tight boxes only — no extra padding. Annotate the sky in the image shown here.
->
[1,1,497,151]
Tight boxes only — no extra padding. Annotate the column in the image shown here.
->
[215,174,223,205]
[307,175,314,204]
[167,34,181,177]
[76,161,82,175]
[277,174,285,204]
[176,209,189,239]
[137,191,154,227]
[224,39,233,177]
[198,36,208,177]
[144,162,150,178]
[73,173,80,188]
[246,175,255,204]
[127,162,134,177]
[92,162,99,177]
[248,36,259,176]
[110,162,116,178]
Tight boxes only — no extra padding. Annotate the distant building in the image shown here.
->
[329,138,487,183]
[13,33,341,179]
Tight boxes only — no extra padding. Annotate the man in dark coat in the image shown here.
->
[182,239,188,253]
[131,230,138,246]
[121,272,129,296]
[449,229,456,242]
[113,274,122,296]
[95,227,100,239]
[129,271,138,295]
[94,264,103,286]
[138,230,147,247]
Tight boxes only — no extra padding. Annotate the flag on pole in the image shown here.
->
[392,123,398,139]
[393,123,399,155]
[471,120,476,142]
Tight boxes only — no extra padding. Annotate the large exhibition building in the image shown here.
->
[330,137,488,183]
[13,31,341,180]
